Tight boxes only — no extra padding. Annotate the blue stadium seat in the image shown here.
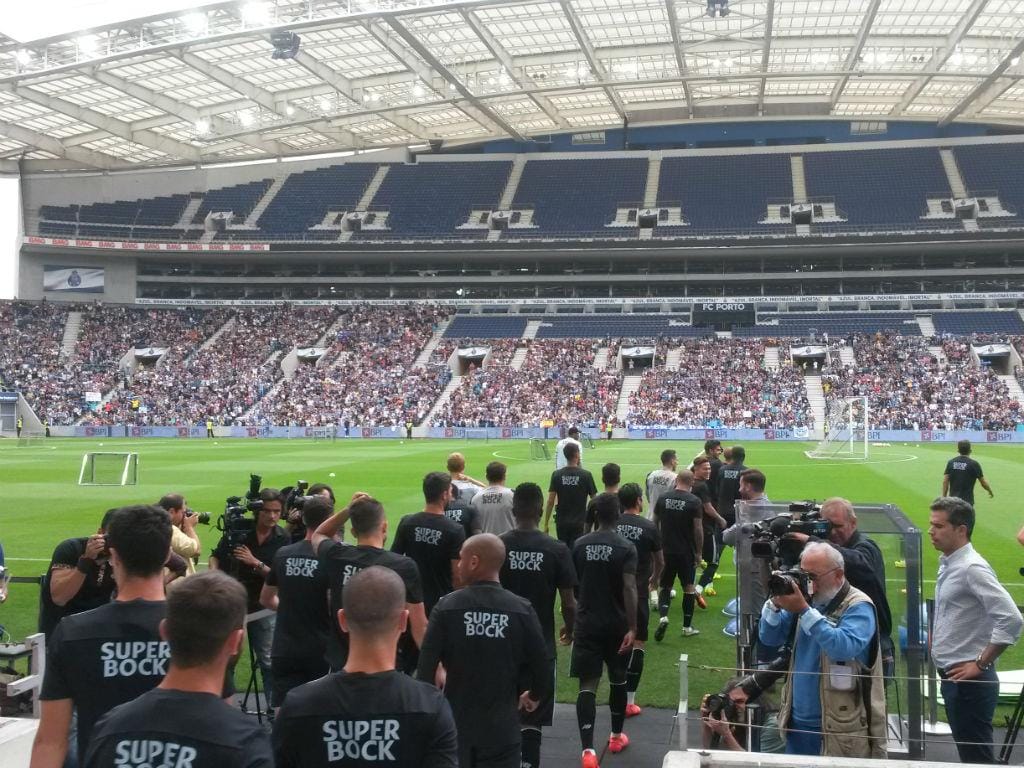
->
[511,158,647,236]
[932,311,1024,334]
[258,164,379,235]
[733,312,923,337]
[444,316,528,338]
[193,179,273,224]
[954,144,1024,218]
[535,316,709,338]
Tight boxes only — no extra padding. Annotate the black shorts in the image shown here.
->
[660,552,696,591]
[570,633,628,682]
[271,656,330,708]
[635,590,651,642]
[458,739,520,768]
[520,658,557,728]
[556,522,584,551]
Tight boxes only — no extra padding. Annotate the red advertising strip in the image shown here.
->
[24,236,271,252]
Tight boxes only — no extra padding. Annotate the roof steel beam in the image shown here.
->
[0,119,128,169]
[664,0,695,118]
[757,0,776,114]
[559,0,627,120]
[939,38,1024,126]
[829,0,883,107]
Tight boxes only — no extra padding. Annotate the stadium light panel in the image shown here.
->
[238,110,254,126]
[76,36,98,55]
[14,50,32,65]
[284,103,295,116]
[182,12,208,34]
[194,118,210,134]
[241,1,271,26]
[412,84,425,97]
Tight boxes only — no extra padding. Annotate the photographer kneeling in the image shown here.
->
[701,671,785,753]
[758,542,886,758]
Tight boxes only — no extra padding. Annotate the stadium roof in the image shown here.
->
[1,0,1023,170]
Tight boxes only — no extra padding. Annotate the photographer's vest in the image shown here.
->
[777,583,887,759]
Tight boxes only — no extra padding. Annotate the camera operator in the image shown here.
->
[158,493,201,577]
[260,496,333,711]
[284,483,334,543]
[39,510,117,638]
[758,542,886,757]
[700,676,784,754]
[785,497,894,678]
[210,487,287,712]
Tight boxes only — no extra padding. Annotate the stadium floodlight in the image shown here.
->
[269,29,300,59]
[285,103,295,115]
[706,0,729,16]
[320,97,333,111]
[238,110,254,127]
[182,12,208,35]
[14,50,32,66]
[241,1,272,26]
[412,84,425,97]
[76,36,97,56]
[195,118,210,134]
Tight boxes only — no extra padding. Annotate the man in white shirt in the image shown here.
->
[554,427,583,471]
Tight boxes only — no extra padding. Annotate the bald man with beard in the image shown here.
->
[417,534,550,768]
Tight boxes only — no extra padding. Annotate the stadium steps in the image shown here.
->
[523,320,542,340]
[998,374,1024,407]
[509,346,529,370]
[413,320,451,367]
[421,374,463,426]
[616,374,643,422]
[839,346,856,367]
[962,218,979,231]
[665,347,682,371]
[198,316,237,354]
[593,346,610,370]
[1019,309,1024,326]
[803,375,826,430]
[917,316,936,336]
[59,311,83,360]
[791,156,807,203]
[498,156,526,210]
[315,312,348,348]
[244,176,287,228]
[940,149,969,199]
[199,230,216,244]
[928,345,948,367]
[355,165,390,212]
[764,346,781,371]
[643,155,662,208]
[174,197,204,229]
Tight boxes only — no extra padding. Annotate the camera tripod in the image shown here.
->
[239,609,273,725]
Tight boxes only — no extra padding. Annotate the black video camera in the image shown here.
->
[743,503,832,566]
[767,566,811,601]
[215,474,264,549]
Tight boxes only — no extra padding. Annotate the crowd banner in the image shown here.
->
[41,425,1024,443]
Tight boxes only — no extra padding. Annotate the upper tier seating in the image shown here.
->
[510,158,647,236]
[193,179,273,223]
[656,154,793,235]
[733,312,924,337]
[932,311,1024,335]
[444,316,528,339]
[804,148,949,229]
[954,144,1024,220]
[534,316,709,338]
[354,161,511,239]
[257,164,379,236]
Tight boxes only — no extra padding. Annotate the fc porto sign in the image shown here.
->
[692,301,756,329]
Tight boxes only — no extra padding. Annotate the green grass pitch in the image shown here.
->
[2,437,1023,712]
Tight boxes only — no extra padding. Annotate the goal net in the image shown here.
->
[529,438,550,461]
[79,452,139,485]
[806,396,869,460]
[310,426,336,442]
[580,433,596,449]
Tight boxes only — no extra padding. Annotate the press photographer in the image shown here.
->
[758,542,886,757]
[283,482,335,543]
[701,662,787,753]
[210,477,287,712]
[158,493,204,577]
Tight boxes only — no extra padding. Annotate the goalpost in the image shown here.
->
[78,452,139,486]
[310,426,337,442]
[529,438,550,461]
[805,396,869,460]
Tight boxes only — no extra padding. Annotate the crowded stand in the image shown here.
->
[248,305,450,427]
[626,339,813,429]
[436,339,620,428]
[822,333,1021,430]
[0,301,71,422]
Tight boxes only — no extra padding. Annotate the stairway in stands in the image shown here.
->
[643,155,662,208]
[413,319,451,367]
[763,346,780,371]
[59,311,83,359]
[664,347,682,371]
[928,344,947,367]
[509,346,529,370]
[839,346,856,367]
[421,375,463,426]
[999,375,1024,408]
[245,176,287,228]
[916,315,936,336]
[523,320,542,340]
[593,346,610,370]
[616,375,643,423]
[803,375,826,429]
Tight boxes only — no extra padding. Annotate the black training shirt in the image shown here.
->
[571,530,637,639]
[416,582,550,749]
[41,599,169,759]
[391,513,465,614]
[548,467,598,530]
[716,462,747,524]
[266,539,330,661]
[616,514,662,588]
[499,529,578,658]
[84,688,272,768]
[654,489,703,556]
[707,457,723,504]
[945,455,984,505]
[318,541,424,670]
[39,538,116,637]
[211,525,288,611]
[444,499,480,540]
[273,670,458,768]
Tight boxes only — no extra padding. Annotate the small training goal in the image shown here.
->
[529,438,550,461]
[805,396,869,460]
[310,426,337,442]
[78,452,139,486]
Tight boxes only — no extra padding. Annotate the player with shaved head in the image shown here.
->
[418,535,550,768]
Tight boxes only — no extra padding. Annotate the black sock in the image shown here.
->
[576,690,597,751]
[626,647,645,694]
[683,593,696,627]
[699,560,719,587]
[521,728,542,768]
[610,681,627,735]
[658,587,672,618]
